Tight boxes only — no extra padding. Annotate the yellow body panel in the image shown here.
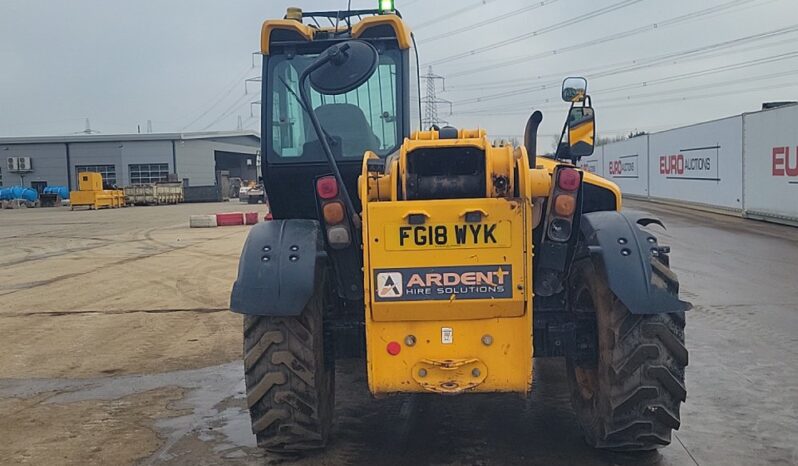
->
[351,14,412,49]
[260,20,314,55]
[78,172,104,191]
[360,142,535,395]
[366,317,533,394]
[358,128,620,396]
[366,198,526,322]
[70,190,125,209]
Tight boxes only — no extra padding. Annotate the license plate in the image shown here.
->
[384,221,511,250]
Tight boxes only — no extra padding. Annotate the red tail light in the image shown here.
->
[546,167,581,243]
[558,168,581,192]
[316,176,338,199]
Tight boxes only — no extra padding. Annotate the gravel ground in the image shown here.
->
[0,200,795,465]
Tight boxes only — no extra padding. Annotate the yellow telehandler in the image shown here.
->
[231,4,689,454]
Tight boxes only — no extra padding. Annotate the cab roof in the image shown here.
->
[261,9,412,55]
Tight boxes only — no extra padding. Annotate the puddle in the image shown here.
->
[0,361,257,461]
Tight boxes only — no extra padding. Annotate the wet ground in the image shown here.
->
[1,200,796,465]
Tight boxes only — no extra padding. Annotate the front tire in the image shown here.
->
[567,256,687,451]
[243,272,334,454]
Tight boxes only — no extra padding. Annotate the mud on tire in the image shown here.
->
[567,256,687,451]
[242,273,334,453]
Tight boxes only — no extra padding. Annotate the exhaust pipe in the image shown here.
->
[524,111,543,169]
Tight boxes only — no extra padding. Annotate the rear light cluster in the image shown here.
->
[316,176,352,249]
[547,168,582,242]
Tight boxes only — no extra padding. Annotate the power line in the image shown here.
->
[201,91,259,131]
[445,28,798,92]
[417,0,559,42]
[589,79,798,113]
[181,65,255,130]
[455,55,798,116]
[412,0,499,31]
[453,67,798,116]
[445,0,761,78]
[450,37,798,108]
[424,0,645,67]
[597,52,798,95]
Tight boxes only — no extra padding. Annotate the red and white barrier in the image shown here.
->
[190,211,268,228]
[189,215,218,228]
[216,212,245,227]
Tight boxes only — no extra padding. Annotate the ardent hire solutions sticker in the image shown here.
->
[374,265,513,302]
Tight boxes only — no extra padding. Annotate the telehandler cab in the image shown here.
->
[231,5,689,455]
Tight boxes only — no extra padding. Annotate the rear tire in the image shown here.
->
[243,272,334,454]
[567,256,687,451]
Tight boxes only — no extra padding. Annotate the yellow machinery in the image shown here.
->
[362,130,533,393]
[70,172,125,210]
[359,130,619,394]
[231,4,690,455]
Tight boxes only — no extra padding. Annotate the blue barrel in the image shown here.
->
[8,186,38,202]
[43,186,70,199]
[0,188,12,200]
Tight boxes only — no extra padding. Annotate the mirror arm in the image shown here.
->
[411,33,423,132]
[298,55,361,228]
[555,102,573,160]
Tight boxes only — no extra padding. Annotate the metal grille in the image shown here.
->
[129,163,169,184]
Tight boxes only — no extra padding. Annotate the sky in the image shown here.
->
[1,0,797,150]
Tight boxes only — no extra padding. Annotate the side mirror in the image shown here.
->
[308,40,379,95]
[562,77,587,103]
[297,40,380,232]
[568,106,595,158]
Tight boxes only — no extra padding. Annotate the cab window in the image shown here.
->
[268,49,401,162]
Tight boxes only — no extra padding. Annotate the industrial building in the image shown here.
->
[0,131,260,200]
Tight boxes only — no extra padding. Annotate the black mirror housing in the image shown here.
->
[308,41,380,95]
[562,77,588,103]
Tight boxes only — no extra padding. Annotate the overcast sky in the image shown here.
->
[1,0,796,149]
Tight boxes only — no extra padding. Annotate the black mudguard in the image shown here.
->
[579,210,690,314]
[230,219,325,316]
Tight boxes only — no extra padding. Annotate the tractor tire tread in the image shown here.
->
[568,256,688,451]
[242,279,333,454]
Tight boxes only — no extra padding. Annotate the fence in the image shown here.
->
[591,104,798,225]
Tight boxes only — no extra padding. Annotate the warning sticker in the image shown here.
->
[373,265,513,302]
[441,327,453,344]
